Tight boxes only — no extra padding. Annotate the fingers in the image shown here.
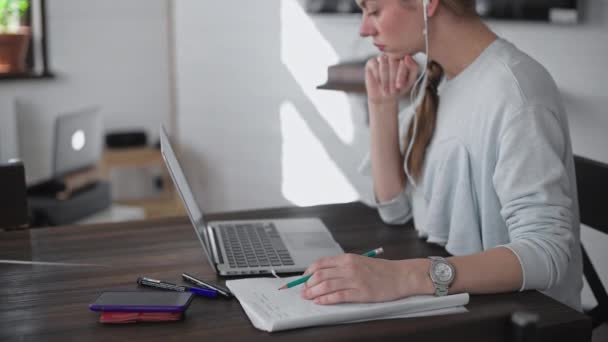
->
[395,58,407,90]
[303,254,343,276]
[376,54,418,96]
[303,264,353,289]
[300,254,376,305]
[314,289,362,305]
[405,56,420,92]
[301,272,364,305]
[302,278,351,300]
[307,253,360,275]
[378,55,389,94]
[388,57,399,94]
[366,54,419,102]
[365,57,380,84]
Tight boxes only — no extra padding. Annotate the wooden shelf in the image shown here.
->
[317,81,366,94]
[100,147,185,219]
[101,147,163,167]
[0,71,54,81]
[318,58,368,94]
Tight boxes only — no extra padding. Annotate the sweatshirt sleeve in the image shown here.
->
[359,153,413,225]
[493,105,575,291]
[359,106,416,225]
[375,187,413,225]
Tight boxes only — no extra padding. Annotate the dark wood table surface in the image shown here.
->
[0,202,591,341]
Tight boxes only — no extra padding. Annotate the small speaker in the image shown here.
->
[105,131,148,149]
[0,160,29,228]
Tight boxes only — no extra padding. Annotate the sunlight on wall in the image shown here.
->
[280,0,355,145]
[280,101,358,206]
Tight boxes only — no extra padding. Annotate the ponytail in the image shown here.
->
[403,60,444,181]
[398,0,474,181]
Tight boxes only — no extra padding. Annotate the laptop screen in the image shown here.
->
[159,125,215,271]
[53,106,103,178]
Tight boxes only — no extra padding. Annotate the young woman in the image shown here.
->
[301,0,582,310]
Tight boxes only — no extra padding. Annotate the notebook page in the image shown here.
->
[227,276,469,332]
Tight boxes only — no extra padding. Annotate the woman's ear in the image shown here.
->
[426,0,440,17]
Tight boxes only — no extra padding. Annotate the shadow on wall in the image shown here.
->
[177,0,375,212]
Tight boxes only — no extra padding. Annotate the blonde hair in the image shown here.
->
[404,0,477,180]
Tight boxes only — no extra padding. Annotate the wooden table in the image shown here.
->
[0,202,591,341]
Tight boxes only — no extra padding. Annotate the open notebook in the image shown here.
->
[226,276,469,332]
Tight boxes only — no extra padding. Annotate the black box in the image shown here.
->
[106,131,148,149]
[28,181,111,226]
[0,160,29,228]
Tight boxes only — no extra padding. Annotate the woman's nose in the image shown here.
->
[359,17,376,37]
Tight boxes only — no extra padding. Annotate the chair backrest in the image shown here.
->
[574,155,608,329]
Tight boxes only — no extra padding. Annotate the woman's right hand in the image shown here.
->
[365,54,420,106]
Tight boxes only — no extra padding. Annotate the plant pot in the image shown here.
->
[0,27,31,74]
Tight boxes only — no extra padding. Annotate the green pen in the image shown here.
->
[277,247,384,290]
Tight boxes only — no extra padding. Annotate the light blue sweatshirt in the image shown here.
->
[366,38,582,310]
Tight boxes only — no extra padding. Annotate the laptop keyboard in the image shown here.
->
[219,223,295,268]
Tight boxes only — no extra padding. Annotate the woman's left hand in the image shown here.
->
[301,254,433,305]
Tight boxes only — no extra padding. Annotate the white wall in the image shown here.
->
[487,2,608,162]
[175,0,608,309]
[175,0,375,214]
[0,0,171,184]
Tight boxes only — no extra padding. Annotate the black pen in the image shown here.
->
[137,277,218,298]
[181,273,233,298]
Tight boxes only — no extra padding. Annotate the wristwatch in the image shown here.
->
[428,256,455,296]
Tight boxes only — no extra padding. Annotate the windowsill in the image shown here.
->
[0,71,55,81]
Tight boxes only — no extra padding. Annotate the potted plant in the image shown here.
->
[0,0,30,74]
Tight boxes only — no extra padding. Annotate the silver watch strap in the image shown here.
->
[435,284,449,296]
[429,256,452,297]
[429,256,444,262]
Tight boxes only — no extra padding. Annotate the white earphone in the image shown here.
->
[422,0,430,35]
[403,0,431,188]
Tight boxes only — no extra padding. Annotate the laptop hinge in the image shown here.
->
[207,226,224,264]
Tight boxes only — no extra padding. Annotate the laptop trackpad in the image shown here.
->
[284,232,337,250]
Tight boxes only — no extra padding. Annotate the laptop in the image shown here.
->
[53,106,103,178]
[159,125,344,276]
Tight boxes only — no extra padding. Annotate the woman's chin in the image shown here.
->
[384,47,420,60]
[385,52,407,60]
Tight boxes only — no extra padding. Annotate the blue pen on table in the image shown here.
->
[278,247,384,290]
[137,277,218,298]
[182,273,233,298]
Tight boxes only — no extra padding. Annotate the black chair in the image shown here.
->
[574,155,608,329]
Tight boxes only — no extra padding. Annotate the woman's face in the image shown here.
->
[359,0,426,59]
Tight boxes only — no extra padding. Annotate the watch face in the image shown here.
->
[433,262,454,283]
